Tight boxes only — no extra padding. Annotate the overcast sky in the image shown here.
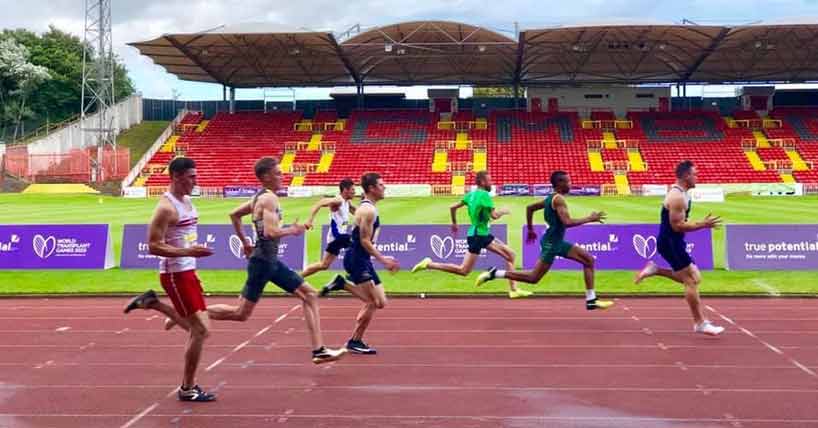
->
[2,0,818,100]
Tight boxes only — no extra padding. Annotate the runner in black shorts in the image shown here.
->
[302,178,356,277]
[634,160,725,336]
[321,173,399,355]
[176,157,347,363]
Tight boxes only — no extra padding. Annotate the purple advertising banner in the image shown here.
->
[522,224,714,270]
[0,225,113,269]
[121,224,306,270]
[223,186,261,198]
[499,184,530,196]
[530,184,601,197]
[726,225,818,270]
[320,224,508,270]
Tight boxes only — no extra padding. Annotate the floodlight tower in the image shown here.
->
[81,0,116,182]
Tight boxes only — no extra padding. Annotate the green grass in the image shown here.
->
[1,193,816,296]
[115,121,170,167]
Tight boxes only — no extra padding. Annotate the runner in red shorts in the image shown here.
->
[123,157,217,402]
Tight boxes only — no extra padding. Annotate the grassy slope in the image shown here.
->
[0,193,816,296]
[115,121,170,167]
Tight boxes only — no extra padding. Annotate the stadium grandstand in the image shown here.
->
[114,20,818,197]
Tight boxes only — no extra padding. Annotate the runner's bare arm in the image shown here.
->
[260,194,305,239]
[305,196,342,229]
[147,200,211,258]
[668,193,721,232]
[229,200,254,256]
[554,194,606,228]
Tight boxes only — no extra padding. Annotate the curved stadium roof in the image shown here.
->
[129,20,818,87]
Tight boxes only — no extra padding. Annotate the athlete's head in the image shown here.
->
[675,160,697,189]
[339,178,355,200]
[254,157,282,190]
[475,171,492,191]
[168,157,197,196]
[361,172,384,201]
[550,170,570,194]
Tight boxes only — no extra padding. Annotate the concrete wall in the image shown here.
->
[25,95,143,155]
[526,86,671,117]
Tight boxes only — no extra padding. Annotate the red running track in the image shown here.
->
[0,296,817,428]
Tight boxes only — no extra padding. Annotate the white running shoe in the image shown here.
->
[634,261,658,284]
[694,321,725,336]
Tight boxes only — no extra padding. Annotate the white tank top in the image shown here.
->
[159,192,198,273]
[327,197,351,241]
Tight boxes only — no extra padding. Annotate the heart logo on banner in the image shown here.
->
[632,234,657,259]
[33,234,56,259]
[430,235,454,259]
[229,235,244,259]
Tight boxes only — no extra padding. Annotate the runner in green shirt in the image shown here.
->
[476,171,614,310]
[411,171,532,299]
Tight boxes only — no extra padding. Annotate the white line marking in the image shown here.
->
[119,305,297,427]
[751,279,781,297]
[707,305,817,378]
[205,357,226,372]
[119,402,158,428]
[55,326,71,332]
[5,384,818,393]
[10,414,815,424]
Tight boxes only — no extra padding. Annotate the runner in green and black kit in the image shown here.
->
[476,170,614,310]
[410,171,532,299]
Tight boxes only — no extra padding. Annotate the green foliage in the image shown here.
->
[0,26,135,140]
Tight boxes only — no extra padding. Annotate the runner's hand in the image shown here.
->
[188,245,214,258]
[383,257,400,273]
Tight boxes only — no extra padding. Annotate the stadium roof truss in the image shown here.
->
[129,20,818,88]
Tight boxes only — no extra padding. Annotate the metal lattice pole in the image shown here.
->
[81,0,116,182]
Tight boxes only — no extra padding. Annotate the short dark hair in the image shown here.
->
[475,170,489,185]
[339,178,355,192]
[361,172,381,194]
[254,157,278,179]
[168,157,195,176]
[675,160,695,179]
[550,170,568,187]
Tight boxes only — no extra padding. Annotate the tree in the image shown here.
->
[0,36,50,140]
[0,26,135,140]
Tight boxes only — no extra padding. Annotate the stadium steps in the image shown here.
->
[308,134,323,151]
[786,150,810,171]
[627,150,646,172]
[603,131,618,149]
[316,152,334,173]
[473,151,487,172]
[432,150,448,172]
[280,152,296,173]
[753,130,771,148]
[161,135,179,153]
[780,173,796,183]
[451,174,466,195]
[614,174,631,195]
[195,120,209,133]
[744,151,766,171]
[455,132,470,150]
[588,151,605,172]
[133,176,148,187]
[291,176,305,186]
[22,183,99,194]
